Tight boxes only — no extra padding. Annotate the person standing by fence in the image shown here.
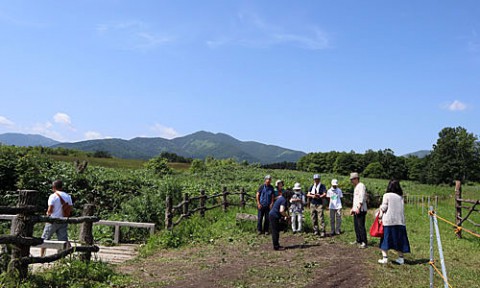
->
[377,180,411,265]
[350,173,368,248]
[327,179,343,235]
[256,175,274,235]
[307,174,327,237]
[40,180,73,257]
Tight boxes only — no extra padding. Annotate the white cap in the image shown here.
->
[293,182,302,190]
[331,179,338,186]
[275,180,284,187]
[313,174,320,180]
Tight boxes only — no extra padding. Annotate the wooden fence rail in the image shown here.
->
[0,190,99,279]
[165,187,252,230]
[455,180,480,239]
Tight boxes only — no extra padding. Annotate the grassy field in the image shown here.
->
[136,178,480,287]
[49,155,191,170]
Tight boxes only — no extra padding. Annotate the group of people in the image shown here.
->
[43,173,410,265]
[257,173,411,265]
[256,174,344,250]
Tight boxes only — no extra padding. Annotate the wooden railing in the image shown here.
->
[165,187,253,230]
[455,180,480,239]
[0,190,99,279]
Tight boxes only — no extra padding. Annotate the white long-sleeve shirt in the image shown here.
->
[379,193,405,226]
[352,182,367,212]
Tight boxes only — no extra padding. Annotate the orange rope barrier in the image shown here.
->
[429,210,480,238]
[429,260,453,288]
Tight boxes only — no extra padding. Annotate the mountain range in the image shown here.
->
[0,131,305,164]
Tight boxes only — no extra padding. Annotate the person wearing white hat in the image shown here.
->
[274,180,285,199]
[307,174,327,237]
[289,183,306,233]
[327,179,343,235]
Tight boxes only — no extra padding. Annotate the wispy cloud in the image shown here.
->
[467,29,480,53]
[207,12,330,50]
[151,123,179,139]
[84,131,103,140]
[442,100,468,112]
[0,116,14,127]
[53,112,72,125]
[96,21,172,51]
[29,121,64,141]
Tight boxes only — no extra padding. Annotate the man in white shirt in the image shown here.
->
[350,172,368,248]
[40,180,73,256]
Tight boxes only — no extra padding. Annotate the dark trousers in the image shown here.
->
[269,214,280,249]
[257,206,270,233]
[354,211,368,245]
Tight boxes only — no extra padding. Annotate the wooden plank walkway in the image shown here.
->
[29,243,138,270]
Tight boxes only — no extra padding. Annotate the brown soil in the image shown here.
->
[118,233,372,288]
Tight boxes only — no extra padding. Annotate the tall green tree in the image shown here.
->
[429,127,479,184]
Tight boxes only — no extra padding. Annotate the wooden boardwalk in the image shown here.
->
[29,243,138,270]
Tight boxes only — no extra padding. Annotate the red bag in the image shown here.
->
[369,215,384,237]
[55,192,73,217]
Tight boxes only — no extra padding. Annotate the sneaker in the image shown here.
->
[359,242,367,249]
[313,231,319,236]
[265,232,270,236]
[349,241,359,245]
[394,258,404,265]
[378,258,388,264]
[257,231,262,235]
[274,246,285,251]
[320,232,326,237]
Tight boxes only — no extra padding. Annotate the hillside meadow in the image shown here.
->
[1,149,479,287]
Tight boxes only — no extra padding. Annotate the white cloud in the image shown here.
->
[53,112,72,125]
[30,121,63,141]
[84,131,103,140]
[96,21,171,51]
[444,100,468,112]
[207,12,330,50]
[0,116,14,126]
[151,123,180,139]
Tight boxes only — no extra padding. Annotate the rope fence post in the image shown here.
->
[432,210,449,288]
[455,180,462,239]
[429,206,434,288]
[240,188,246,209]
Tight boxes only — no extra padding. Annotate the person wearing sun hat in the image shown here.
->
[289,182,306,233]
[350,172,368,248]
[307,174,327,237]
[327,179,343,235]
[274,179,285,199]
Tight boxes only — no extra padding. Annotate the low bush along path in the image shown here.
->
[118,233,372,288]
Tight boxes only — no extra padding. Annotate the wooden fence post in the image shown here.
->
[455,180,462,239]
[240,188,246,209]
[165,196,173,230]
[222,187,228,212]
[200,190,206,217]
[183,193,189,216]
[79,204,95,262]
[9,190,39,278]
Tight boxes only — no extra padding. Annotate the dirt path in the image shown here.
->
[118,233,372,288]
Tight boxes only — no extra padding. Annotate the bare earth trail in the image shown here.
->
[118,233,373,288]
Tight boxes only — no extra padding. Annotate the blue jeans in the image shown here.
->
[257,206,270,233]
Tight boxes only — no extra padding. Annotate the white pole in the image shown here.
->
[429,206,434,288]
[433,211,449,288]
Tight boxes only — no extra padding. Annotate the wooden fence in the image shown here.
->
[0,190,99,279]
[165,187,253,230]
[454,180,480,239]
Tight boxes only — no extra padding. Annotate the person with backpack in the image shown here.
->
[40,179,73,257]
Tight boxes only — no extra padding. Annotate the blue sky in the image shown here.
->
[0,1,479,155]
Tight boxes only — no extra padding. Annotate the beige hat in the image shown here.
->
[275,180,284,187]
[293,182,302,190]
[350,172,359,180]
[331,179,339,186]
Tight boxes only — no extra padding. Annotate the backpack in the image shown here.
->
[55,192,73,217]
